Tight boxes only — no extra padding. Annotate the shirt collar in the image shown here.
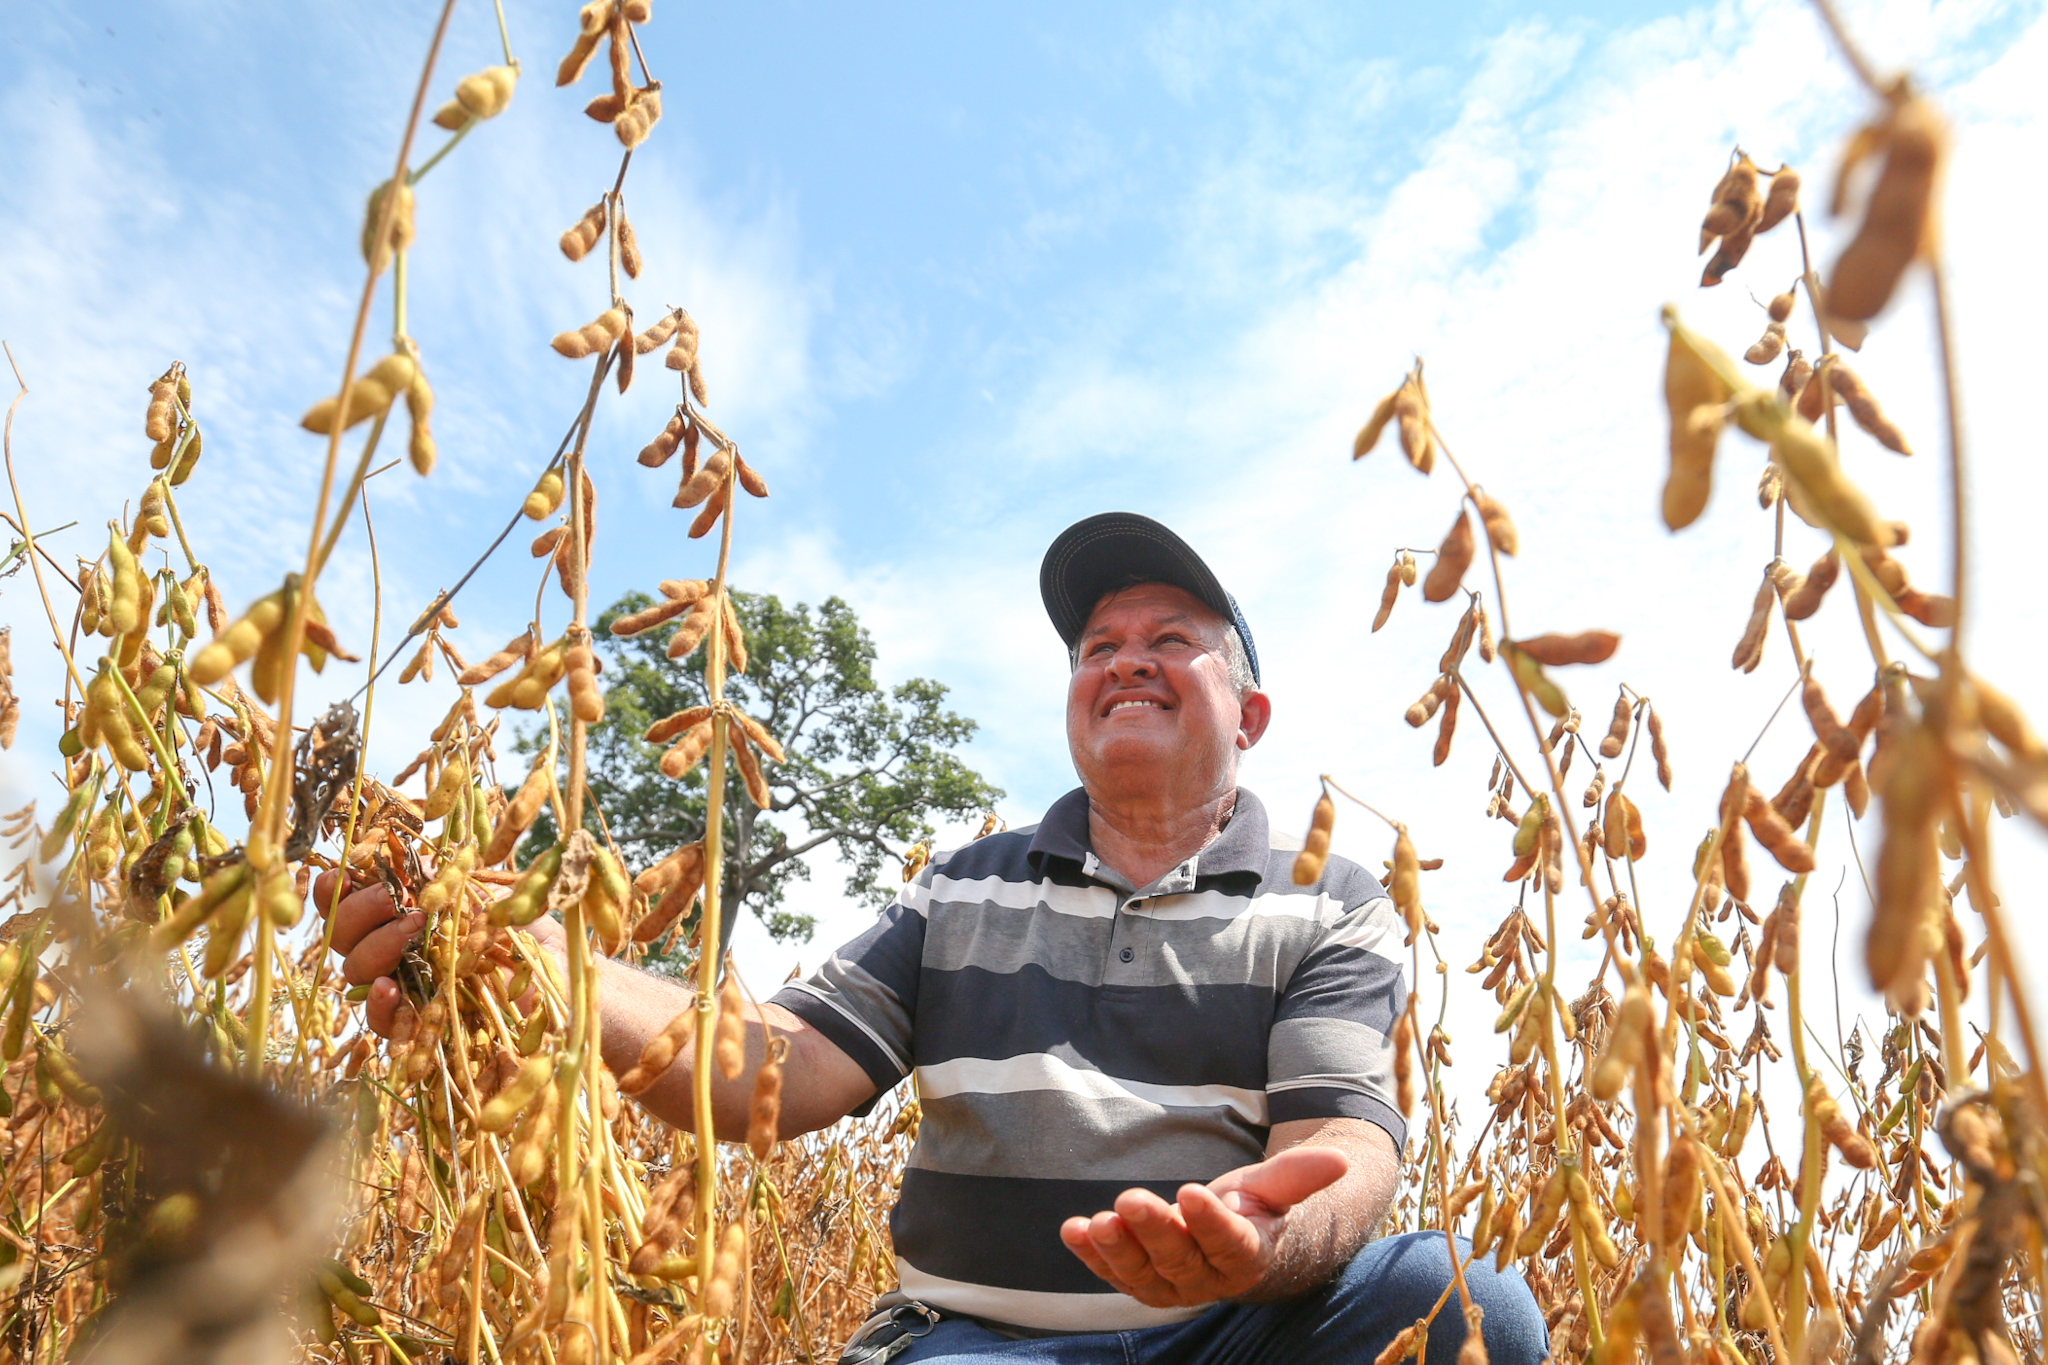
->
[1026,786,1271,888]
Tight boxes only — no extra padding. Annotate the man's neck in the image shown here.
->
[1086,787,1238,892]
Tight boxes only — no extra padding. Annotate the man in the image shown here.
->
[321,513,1546,1364]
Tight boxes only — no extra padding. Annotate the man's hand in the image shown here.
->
[312,872,555,1038]
[1058,1144,1350,1307]
[311,872,420,1039]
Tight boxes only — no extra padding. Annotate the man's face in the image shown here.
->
[1065,583,1269,804]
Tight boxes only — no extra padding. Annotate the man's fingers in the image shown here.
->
[1080,1210,1177,1304]
[1113,1187,1216,1293]
[311,870,345,918]
[328,882,400,957]
[343,911,425,986]
[1060,1218,1121,1284]
[1222,1144,1350,1215]
[365,976,404,1038]
[1177,1182,1265,1276]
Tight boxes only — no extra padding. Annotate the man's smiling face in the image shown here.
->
[1065,582,1266,805]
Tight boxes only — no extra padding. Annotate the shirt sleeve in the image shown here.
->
[1264,878,1409,1147]
[769,870,931,1108]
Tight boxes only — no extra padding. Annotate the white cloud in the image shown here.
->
[727,0,2048,1077]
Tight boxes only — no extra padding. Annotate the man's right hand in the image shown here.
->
[314,871,563,1039]
[312,872,424,1039]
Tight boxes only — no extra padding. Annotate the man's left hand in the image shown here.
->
[1057,1145,1349,1307]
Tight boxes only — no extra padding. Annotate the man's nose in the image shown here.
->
[1104,647,1157,682]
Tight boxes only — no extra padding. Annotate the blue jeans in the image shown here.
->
[891,1233,1548,1365]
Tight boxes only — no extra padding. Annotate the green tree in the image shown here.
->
[526,589,1001,948]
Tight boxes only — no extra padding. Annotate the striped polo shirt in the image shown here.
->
[770,786,1407,1334]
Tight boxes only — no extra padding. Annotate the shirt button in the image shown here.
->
[1119,947,1134,963]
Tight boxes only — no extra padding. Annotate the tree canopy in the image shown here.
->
[525,589,1001,949]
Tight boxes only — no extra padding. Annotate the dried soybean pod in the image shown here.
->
[1646,704,1672,790]
[1599,692,1630,759]
[145,373,178,443]
[1826,361,1913,455]
[523,470,565,520]
[1602,789,1630,861]
[1759,166,1801,232]
[733,709,786,764]
[477,1054,553,1132]
[1802,673,1858,764]
[638,409,686,467]
[1781,547,1838,619]
[1731,569,1773,673]
[1779,349,1813,406]
[1583,766,1606,809]
[1701,222,1756,286]
[105,526,143,637]
[1744,320,1787,365]
[1770,416,1896,548]
[1744,788,1814,873]
[1973,674,2044,760]
[1661,313,1733,530]
[1392,367,1433,474]
[1828,95,1946,323]
[360,178,415,275]
[1621,793,1645,861]
[673,447,732,509]
[1472,489,1518,556]
[1772,887,1802,975]
[1767,288,1797,323]
[1391,1010,1416,1117]
[733,454,770,500]
[732,731,772,808]
[665,601,716,661]
[644,706,715,746]
[1372,558,1403,633]
[1433,684,1460,767]
[1515,631,1620,667]
[1422,509,1473,602]
[1699,153,1763,249]
[1389,824,1423,943]
[688,483,729,539]
[659,719,715,778]
[635,310,682,354]
[1398,551,1417,587]
[1513,794,1547,859]
[405,367,436,475]
[713,958,746,1080]
[610,593,696,638]
[560,200,607,261]
[617,205,642,278]
[564,641,604,724]
[1292,792,1335,886]
[1404,678,1446,728]
[748,1036,787,1159]
[1352,388,1399,460]
[188,589,287,685]
[620,1007,697,1094]
[457,627,535,686]
[1718,765,1753,905]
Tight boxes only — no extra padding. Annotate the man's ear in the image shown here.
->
[1237,691,1272,751]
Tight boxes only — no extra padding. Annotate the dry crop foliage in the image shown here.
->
[0,5,2040,1365]
[1311,11,2045,1365]
[0,4,917,1364]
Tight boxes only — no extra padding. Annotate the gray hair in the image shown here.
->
[1068,624,1259,698]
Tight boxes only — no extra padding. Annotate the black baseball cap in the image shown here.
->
[1039,512,1260,685]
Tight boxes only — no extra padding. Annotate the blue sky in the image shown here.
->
[5,0,2046,1043]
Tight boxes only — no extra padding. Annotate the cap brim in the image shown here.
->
[1040,513,1254,682]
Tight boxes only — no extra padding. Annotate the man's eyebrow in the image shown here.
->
[1079,611,1198,644]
